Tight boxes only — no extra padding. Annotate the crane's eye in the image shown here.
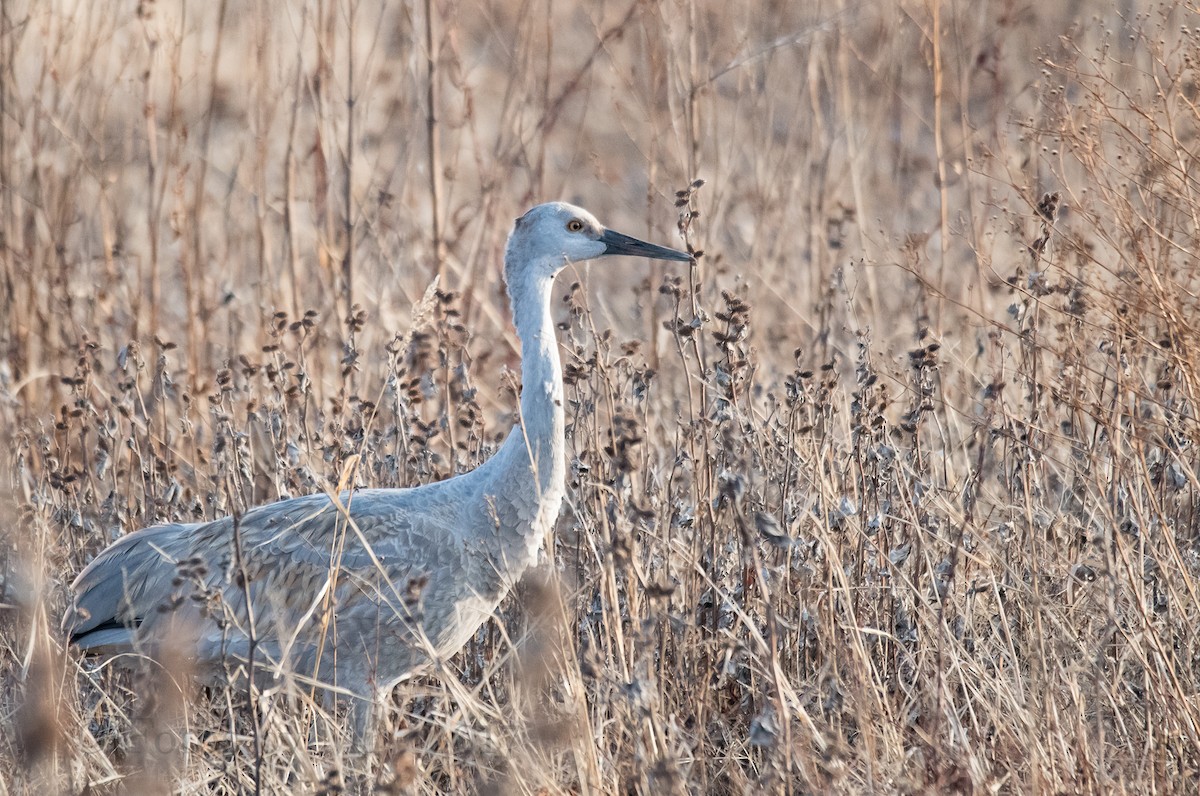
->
[566,219,584,233]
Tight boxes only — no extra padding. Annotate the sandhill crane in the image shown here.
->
[63,201,692,739]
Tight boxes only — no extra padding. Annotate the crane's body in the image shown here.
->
[63,202,691,737]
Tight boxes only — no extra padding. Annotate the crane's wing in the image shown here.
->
[64,487,470,675]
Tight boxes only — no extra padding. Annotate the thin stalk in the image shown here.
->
[424,0,444,279]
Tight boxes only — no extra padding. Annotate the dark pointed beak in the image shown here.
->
[600,228,693,262]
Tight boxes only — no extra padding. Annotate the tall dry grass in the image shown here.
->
[3,0,1200,792]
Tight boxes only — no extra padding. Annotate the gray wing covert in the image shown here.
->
[177,489,471,675]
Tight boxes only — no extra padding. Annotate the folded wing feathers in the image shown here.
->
[62,489,458,667]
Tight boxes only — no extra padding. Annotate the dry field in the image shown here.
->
[4,0,1200,792]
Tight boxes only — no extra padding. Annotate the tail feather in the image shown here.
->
[63,522,200,650]
[69,623,137,655]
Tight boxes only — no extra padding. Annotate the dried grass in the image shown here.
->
[3,0,1200,793]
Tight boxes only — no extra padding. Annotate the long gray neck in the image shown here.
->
[474,261,566,580]
[501,265,565,497]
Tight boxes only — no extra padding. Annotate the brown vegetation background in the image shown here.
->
[4,0,1200,792]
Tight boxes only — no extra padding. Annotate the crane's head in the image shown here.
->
[505,202,692,283]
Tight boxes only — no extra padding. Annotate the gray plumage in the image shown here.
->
[63,202,691,737]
